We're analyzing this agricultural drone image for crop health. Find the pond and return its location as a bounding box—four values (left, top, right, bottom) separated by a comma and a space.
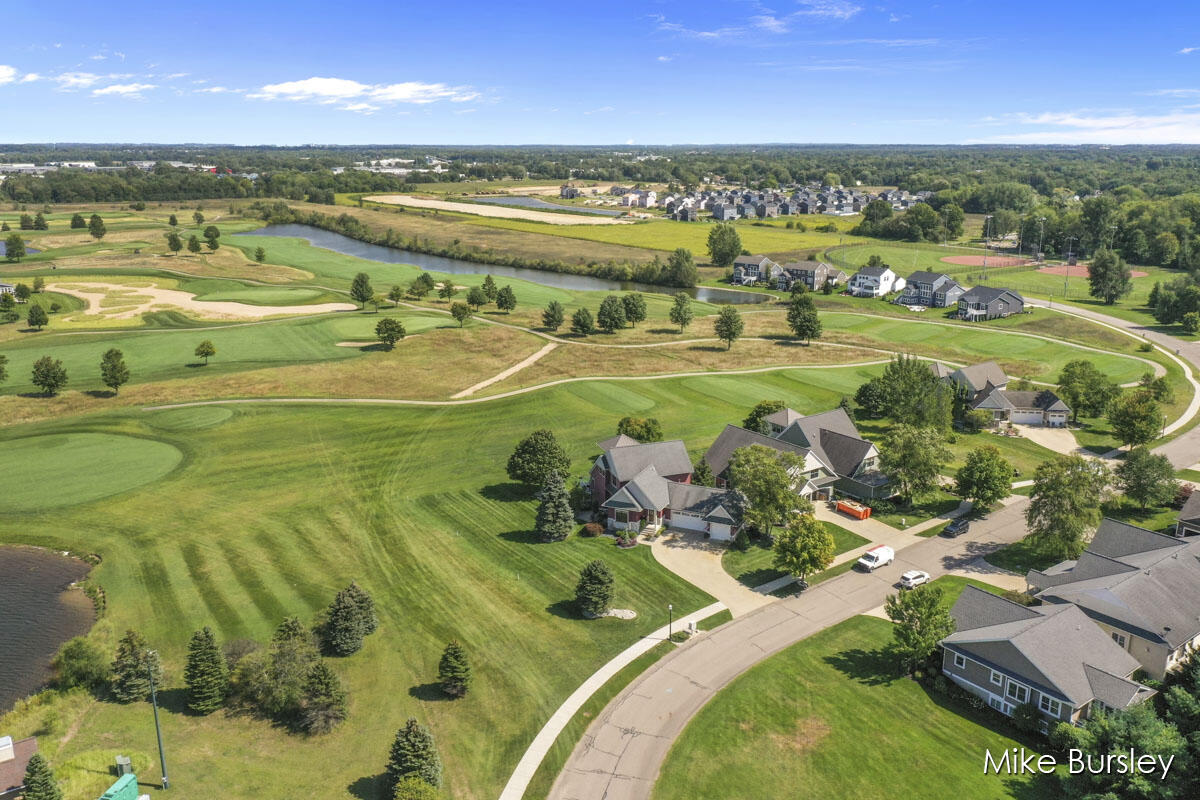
254, 224, 769, 305
0, 240, 41, 257
469, 195, 623, 216
0, 547, 94, 711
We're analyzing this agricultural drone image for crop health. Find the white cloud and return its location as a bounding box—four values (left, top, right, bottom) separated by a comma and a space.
752, 14, 790, 33
583, 105, 615, 115
163, 72, 188, 80
0, 65, 16, 84
53, 72, 103, 89
657, 55, 673, 62
1180, 47, 1198, 54
796, 0, 862, 20
92, 82, 156, 97
341, 102, 379, 114
195, 85, 243, 94
20, 72, 41, 83
973, 109, 1200, 144
248, 76, 478, 108
89, 54, 107, 61
1144, 88, 1200, 97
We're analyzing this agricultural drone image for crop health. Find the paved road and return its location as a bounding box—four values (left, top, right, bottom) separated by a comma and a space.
1032, 300, 1200, 469
549, 499, 1031, 800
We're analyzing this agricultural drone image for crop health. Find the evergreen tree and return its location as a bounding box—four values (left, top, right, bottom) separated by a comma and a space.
71, 212, 87, 229
669, 291, 694, 332
323, 583, 376, 656
184, 626, 229, 714
387, 718, 443, 789
692, 457, 715, 487
99, 348, 130, 394
507, 429, 570, 486
786, 295, 822, 343
437, 640, 472, 698
111, 629, 162, 702
350, 272, 374, 308
33, 212, 47, 230
575, 560, 614, 617
254, 246, 267, 263
570, 306, 595, 335
299, 661, 348, 734
482, 274, 498, 301
496, 285, 517, 313
542, 300, 565, 331
535, 470, 574, 542
22, 753, 63, 800
345, 581, 378, 636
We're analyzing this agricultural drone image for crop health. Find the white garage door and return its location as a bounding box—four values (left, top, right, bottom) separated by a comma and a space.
708, 524, 733, 541
1012, 411, 1044, 425
672, 512, 707, 532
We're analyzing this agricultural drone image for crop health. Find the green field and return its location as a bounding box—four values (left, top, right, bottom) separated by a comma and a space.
652, 578, 1053, 800
721, 523, 869, 587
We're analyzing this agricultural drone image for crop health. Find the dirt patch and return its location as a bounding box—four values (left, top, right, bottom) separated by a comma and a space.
364, 194, 633, 225
940, 255, 1034, 267
768, 717, 832, 753
1037, 263, 1148, 278
49, 281, 355, 321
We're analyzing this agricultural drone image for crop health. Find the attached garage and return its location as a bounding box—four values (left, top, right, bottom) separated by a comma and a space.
1011, 409, 1045, 425
670, 511, 708, 533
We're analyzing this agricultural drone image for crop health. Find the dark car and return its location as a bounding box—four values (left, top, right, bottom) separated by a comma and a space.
942, 518, 971, 538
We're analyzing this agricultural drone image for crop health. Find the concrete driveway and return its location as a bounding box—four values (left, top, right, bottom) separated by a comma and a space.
1011, 423, 1081, 457
648, 531, 774, 618
550, 497, 1031, 800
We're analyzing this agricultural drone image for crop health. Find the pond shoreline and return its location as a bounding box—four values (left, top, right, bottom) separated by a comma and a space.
0, 545, 96, 713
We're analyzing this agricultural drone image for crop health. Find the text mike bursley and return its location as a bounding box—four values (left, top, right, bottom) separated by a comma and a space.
984, 747, 1175, 780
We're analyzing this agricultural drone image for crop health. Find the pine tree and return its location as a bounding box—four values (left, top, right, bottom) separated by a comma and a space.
111, 629, 162, 702
535, 470, 574, 542
387, 718, 443, 789
22, 753, 63, 800
299, 661, 348, 734
184, 626, 229, 714
692, 457, 715, 487
481, 274, 498, 301
542, 300, 565, 331
346, 582, 378, 636
437, 640, 472, 698
323, 585, 370, 656
575, 560, 614, 617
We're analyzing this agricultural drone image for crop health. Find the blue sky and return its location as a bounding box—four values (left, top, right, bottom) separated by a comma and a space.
3, 0, 1200, 145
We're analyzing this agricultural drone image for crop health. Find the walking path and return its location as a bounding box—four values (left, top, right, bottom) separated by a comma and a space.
496, 601, 726, 800
450, 342, 557, 398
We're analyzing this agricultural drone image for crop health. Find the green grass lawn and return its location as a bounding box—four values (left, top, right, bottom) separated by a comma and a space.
983, 536, 1058, 575
868, 489, 963, 529
652, 578, 1055, 800
721, 523, 869, 587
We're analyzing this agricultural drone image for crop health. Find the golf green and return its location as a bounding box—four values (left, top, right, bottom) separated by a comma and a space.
0, 433, 183, 511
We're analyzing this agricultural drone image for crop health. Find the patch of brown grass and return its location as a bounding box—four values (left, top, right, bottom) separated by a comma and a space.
767, 717, 831, 754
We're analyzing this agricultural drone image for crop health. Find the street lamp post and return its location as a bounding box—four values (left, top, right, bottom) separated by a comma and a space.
668, 603, 674, 640
148, 652, 169, 790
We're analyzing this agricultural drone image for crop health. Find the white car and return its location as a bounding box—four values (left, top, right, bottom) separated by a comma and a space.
900, 570, 931, 589
856, 545, 895, 572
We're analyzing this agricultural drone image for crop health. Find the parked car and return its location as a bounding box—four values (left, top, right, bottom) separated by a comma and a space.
900, 570, 930, 589
856, 545, 895, 572
942, 518, 971, 538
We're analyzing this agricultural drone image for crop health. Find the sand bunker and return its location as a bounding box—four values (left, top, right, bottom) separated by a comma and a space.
364, 194, 632, 225
49, 282, 355, 321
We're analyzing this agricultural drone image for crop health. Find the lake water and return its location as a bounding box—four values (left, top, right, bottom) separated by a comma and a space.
469, 195, 623, 216
0, 547, 94, 712
254, 224, 768, 305
0, 241, 41, 256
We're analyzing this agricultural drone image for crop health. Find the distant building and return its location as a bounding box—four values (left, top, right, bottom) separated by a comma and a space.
560, 185, 581, 199
957, 287, 1025, 321
776, 261, 847, 292
847, 265, 901, 297
898, 271, 965, 308
731, 254, 779, 285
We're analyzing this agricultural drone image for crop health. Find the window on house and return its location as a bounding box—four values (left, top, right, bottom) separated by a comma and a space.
810, 469, 820, 479
1112, 632, 1127, 648
952, 653, 966, 669
1039, 696, 1062, 717
1006, 682, 1029, 704
990, 670, 1003, 686
616, 510, 629, 523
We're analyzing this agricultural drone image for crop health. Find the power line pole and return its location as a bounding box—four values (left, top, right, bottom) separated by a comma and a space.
148, 652, 169, 790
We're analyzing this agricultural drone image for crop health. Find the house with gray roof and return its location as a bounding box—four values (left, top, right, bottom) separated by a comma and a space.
941, 587, 1154, 725
731, 254, 780, 285
897, 271, 965, 308
703, 424, 839, 500
1178, 491, 1200, 537
1028, 519, 1200, 679
847, 265, 902, 297
944, 361, 1009, 396
768, 408, 890, 500
774, 261, 847, 293
0, 283, 14, 295
958, 287, 1025, 320
971, 387, 1070, 427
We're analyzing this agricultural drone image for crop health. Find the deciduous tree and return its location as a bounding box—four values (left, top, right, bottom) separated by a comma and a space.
4, 232, 25, 262
692, 457, 715, 487
165, 231, 183, 254
597, 294, 627, 332
409, 273, 435, 298
1108, 390, 1162, 448
449, 301, 471, 327
376, 317, 406, 350
437, 280, 458, 300
1088, 248, 1133, 305
879, 424, 952, 506
1116, 447, 1177, 510
1025, 454, 1109, 560
466, 286, 487, 310
254, 246, 267, 263
88, 214, 106, 240
773, 514, 835, 585
194, 339, 216, 365
713, 305, 744, 349
617, 416, 662, 442
27, 304, 48, 330
885, 584, 955, 673
72, 212, 88, 228
542, 300, 565, 331
506, 429, 570, 487
99, 348, 130, 393
51, 636, 109, 691
622, 293, 647, 326
187, 235, 202, 254
669, 291, 694, 332
954, 445, 1012, 508
706, 222, 742, 269
496, 285, 517, 313
482, 274, 498, 301
665, 248, 698, 286
570, 306, 595, 335
1057, 360, 1120, 422
743, 400, 785, 435
786, 295, 822, 343
728, 444, 803, 539
31, 355, 67, 395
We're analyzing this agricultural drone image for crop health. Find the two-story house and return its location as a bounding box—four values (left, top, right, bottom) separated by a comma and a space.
847, 265, 902, 297
899, 271, 966, 308
1028, 520, 1200, 679
958, 287, 1025, 321
941, 587, 1154, 726
767, 407, 890, 500
774, 261, 848, 293
731, 254, 780, 285
703, 425, 839, 500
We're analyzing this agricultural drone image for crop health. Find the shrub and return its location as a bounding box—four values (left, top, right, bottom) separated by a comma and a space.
932, 674, 950, 694
581, 522, 604, 537
1173, 483, 1194, 510
1011, 701, 1044, 735
1138, 341, 1155, 352
1001, 589, 1036, 606
52, 637, 110, 691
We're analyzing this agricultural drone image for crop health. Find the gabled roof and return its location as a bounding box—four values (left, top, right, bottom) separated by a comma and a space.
972, 388, 1069, 413
1084, 664, 1157, 710
702, 424, 815, 479
597, 434, 639, 451
599, 440, 693, 483
774, 408, 876, 479
906, 270, 952, 286
1181, 490, 1200, 525
667, 482, 738, 524
943, 587, 1147, 708
853, 265, 890, 278
960, 286, 1024, 304
1031, 519, 1200, 648
764, 407, 803, 429
949, 361, 1008, 393
928, 362, 954, 380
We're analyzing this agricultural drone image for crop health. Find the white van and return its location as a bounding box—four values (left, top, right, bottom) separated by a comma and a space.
856, 545, 895, 572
